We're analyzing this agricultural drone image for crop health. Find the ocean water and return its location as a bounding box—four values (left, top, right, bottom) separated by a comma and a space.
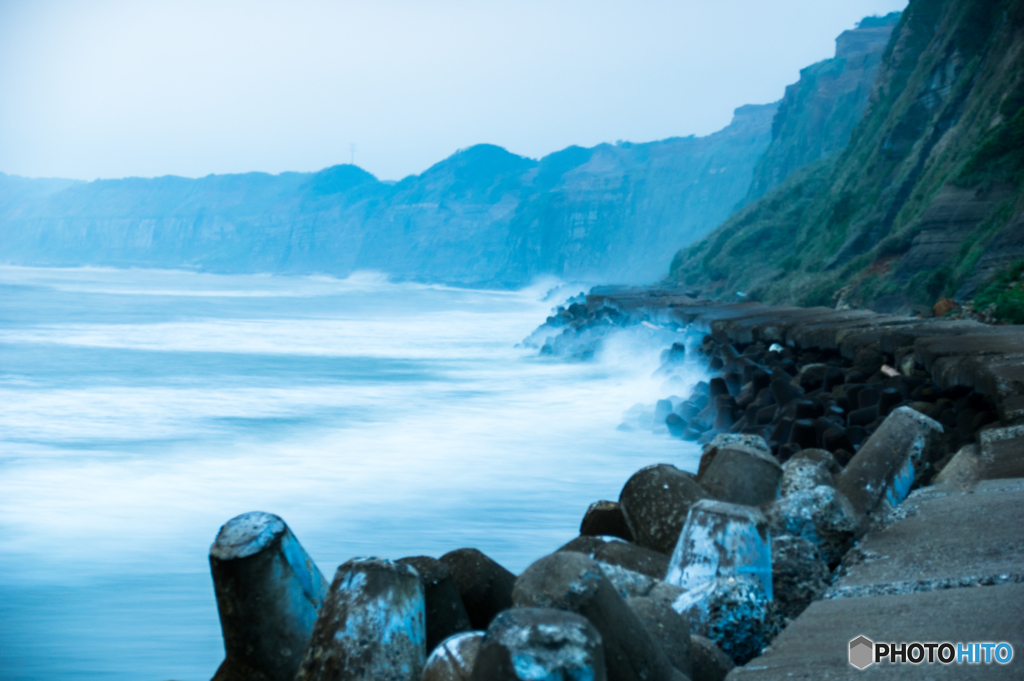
0, 266, 704, 681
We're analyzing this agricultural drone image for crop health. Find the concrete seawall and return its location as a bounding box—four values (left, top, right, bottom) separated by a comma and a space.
579, 287, 1024, 679
585, 288, 1024, 425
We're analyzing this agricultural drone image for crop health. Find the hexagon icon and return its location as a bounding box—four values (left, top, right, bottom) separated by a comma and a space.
849, 636, 874, 669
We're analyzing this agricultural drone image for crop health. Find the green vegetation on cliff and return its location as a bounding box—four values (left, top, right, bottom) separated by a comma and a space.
669, 0, 1024, 316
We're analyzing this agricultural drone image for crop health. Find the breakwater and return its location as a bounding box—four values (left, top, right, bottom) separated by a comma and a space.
199, 288, 1024, 681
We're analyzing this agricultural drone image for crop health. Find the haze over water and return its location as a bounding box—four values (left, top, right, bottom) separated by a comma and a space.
0, 266, 703, 680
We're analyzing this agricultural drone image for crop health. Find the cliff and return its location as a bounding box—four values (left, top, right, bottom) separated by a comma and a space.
0, 105, 777, 287
501, 103, 778, 284
670, 0, 1024, 317
744, 13, 900, 202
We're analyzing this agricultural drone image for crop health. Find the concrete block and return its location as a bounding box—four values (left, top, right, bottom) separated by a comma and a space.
421, 631, 483, 681
469, 608, 605, 681
513, 551, 677, 681
667, 576, 783, 665
698, 446, 782, 508
557, 535, 670, 579
914, 332, 1024, 372
439, 548, 516, 631
780, 458, 835, 496
837, 406, 943, 519
765, 485, 858, 567
690, 635, 734, 681
625, 595, 693, 678
790, 448, 841, 475
666, 500, 772, 600
703, 433, 773, 457
209, 511, 328, 681
979, 426, 1024, 480
771, 535, 829, 619
594, 561, 659, 600
295, 557, 425, 681
580, 500, 634, 541
932, 444, 981, 488
619, 464, 710, 555
396, 556, 472, 653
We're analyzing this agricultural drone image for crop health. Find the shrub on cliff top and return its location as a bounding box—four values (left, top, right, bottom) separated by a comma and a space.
974, 260, 1024, 324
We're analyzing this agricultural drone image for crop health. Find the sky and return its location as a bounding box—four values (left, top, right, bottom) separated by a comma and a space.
0, 0, 907, 182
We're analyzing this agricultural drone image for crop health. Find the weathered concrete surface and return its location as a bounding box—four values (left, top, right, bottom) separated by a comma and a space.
827, 479, 1024, 598
557, 535, 670, 580
396, 556, 472, 653
512, 551, 677, 681
690, 635, 734, 681
780, 457, 835, 495
697, 446, 782, 508
626, 595, 694, 678
209, 512, 329, 681
978, 426, 1024, 480
974, 356, 1024, 423
666, 500, 772, 600
439, 548, 516, 631
469, 608, 606, 681
915, 333, 1024, 371
765, 485, 858, 567
580, 500, 634, 541
727, 583, 1024, 679
294, 557, 426, 681
771, 535, 830, 619
421, 631, 483, 681
836, 407, 943, 520
931, 444, 981, 487
669, 576, 783, 665
707, 307, 840, 345
619, 464, 710, 555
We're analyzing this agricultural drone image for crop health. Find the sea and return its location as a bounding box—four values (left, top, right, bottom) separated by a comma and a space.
0, 266, 704, 680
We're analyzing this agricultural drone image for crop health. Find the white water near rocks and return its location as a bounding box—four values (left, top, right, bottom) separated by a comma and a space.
0, 266, 703, 681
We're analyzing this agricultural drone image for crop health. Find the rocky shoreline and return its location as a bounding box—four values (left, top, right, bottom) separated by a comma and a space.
201, 288, 1024, 681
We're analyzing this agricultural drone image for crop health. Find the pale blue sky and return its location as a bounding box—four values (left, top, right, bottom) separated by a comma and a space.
0, 0, 907, 181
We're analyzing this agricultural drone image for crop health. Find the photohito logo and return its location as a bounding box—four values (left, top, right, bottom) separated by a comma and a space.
849, 636, 873, 670
849, 636, 1014, 669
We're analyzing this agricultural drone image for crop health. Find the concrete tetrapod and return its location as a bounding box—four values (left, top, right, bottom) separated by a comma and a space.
209, 511, 329, 681
469, 608, 606, 681
667, 576, 782, 665
837, 406, 943, 520
439, 548, 516, 631
625, 595, 694, 678
580, 500, 634, 541
665, 499, 772, 600
697, 446, 782, 508
294, 557, 426, 681
619, 464, 709, 555
689, 635, 734, 681
557, 535, 670, 579
512, 551, 678, 681
396, 556, 472, 653
765, 485, 858, 567
421, 631, 484, 681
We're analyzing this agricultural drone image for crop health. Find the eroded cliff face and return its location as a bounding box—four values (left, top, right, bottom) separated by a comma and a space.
671, 0, 1024, 313
500, 103, 778, 284
744, 14, 900, 202
0, 166, 387, 274
0, 103, 777, 286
